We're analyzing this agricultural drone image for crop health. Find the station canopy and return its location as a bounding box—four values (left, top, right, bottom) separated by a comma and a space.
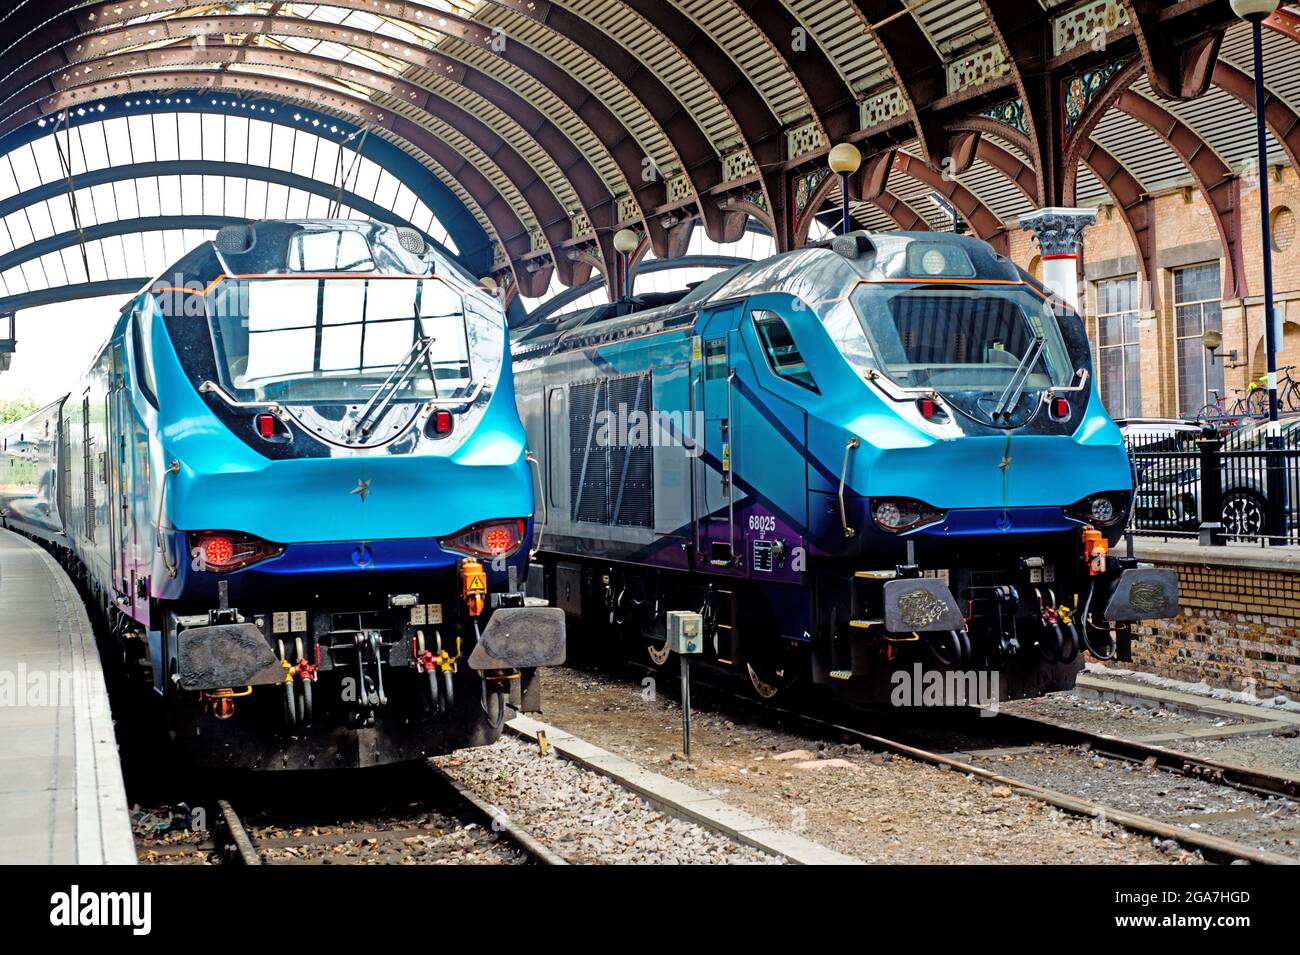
0, 1, 1296, 324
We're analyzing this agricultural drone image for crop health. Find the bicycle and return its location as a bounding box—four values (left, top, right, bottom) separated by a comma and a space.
1196, 386, 1260, 422
1214, 367, 1300, 417
1276, 365, 1300, 413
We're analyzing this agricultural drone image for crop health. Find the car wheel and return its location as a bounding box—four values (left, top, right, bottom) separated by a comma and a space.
1222, 491, 1265, 538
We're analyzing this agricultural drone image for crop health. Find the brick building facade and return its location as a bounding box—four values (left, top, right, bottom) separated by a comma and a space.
1007, 165, 1300, 420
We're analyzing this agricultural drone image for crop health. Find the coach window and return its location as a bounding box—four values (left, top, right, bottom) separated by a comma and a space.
751, 309, 817, 391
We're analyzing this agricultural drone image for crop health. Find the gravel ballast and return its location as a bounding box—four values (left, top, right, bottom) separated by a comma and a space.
534, 665, 1196, 864
433, 735, 782, 864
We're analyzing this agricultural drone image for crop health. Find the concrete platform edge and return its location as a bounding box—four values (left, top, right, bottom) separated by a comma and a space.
506, 713, 861, 865
26, 537, 135, 865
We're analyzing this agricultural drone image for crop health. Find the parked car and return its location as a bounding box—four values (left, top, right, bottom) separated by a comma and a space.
1126, 415, 1300, 538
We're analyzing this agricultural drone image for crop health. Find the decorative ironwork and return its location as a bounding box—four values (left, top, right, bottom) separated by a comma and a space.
722, 150, 756, 181
1063, 58, 1131, 135
1018, 207, 1097, 257
793, 166, 831, 221
862, 88, 905, 128
946, 44, 1009, 94
616, 195, 640, 223
785, 121, 825, 161
1052, 0, 1129, 56
736, 188, 768, 213
981, 98, 1026, 135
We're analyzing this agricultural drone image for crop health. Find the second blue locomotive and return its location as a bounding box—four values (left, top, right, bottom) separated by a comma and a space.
513, 231, 1177, 704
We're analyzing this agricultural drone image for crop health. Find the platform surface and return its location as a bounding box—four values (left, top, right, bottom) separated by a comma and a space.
0, 528, 134, 864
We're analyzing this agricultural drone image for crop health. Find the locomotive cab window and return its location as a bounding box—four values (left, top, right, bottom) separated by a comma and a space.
848, 282, 1073, 393
751, 309, 816, 391
206, 276, 476, 404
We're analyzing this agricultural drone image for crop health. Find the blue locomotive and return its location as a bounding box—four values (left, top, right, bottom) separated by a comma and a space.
513, 232, 1177, 705
0, 220, 563, 769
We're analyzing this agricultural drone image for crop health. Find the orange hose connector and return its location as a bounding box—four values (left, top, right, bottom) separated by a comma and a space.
1082, 526, 1108, 576
460, 557, 487, 617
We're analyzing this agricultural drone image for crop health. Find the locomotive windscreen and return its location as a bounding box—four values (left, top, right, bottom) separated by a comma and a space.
849, 283, 1073, 392
205, 276, 475, 403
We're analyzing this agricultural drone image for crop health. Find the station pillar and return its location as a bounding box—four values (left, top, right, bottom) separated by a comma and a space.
1018, 208, 1096, 314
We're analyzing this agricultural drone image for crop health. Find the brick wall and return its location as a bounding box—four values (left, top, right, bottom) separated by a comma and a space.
1116, 543, 1300, 698
1011, 165, 1300, 418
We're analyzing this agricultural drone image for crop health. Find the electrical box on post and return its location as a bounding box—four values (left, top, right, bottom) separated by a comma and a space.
666, 611, 703, 655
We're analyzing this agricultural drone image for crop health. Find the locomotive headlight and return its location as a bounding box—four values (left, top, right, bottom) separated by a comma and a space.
440, 519, 526, 558
920, 248, 947, 276
871, 497, 944, 534
1065, 493, 1127, 527
1089, 496, 1116, 524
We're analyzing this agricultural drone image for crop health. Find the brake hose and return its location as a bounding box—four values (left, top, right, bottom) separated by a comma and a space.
1079, 579, 1115, 660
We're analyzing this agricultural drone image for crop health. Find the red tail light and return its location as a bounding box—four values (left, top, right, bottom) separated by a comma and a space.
433, 409, 454, 434
189, 530, 284, 572
1051, 397, 1069, 419
439, 519, 526, 558
255, 414, 277, 439
918, 397, 936, 419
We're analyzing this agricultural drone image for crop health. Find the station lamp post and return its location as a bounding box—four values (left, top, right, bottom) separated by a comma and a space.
1232, 0, 1286, 542
1233, 0, 1282, 429
613, 227, 639, 301
828, 143, 861, 235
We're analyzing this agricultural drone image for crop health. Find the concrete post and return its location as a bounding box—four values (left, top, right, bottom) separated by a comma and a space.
1018, 207, 1097, 313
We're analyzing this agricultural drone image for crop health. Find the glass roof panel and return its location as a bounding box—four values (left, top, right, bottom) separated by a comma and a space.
26, 202, 55, 242
153, 114, 180, 162
0, 157, 20, 203
177, 114, 204, 161
128, 115, 156, 163
9, 146, 41, 192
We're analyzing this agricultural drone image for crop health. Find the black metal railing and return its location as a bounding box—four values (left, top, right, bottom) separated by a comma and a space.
1126, 423, 1300, 546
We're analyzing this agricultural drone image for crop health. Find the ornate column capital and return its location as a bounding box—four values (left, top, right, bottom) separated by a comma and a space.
1018, 207, 1097, 257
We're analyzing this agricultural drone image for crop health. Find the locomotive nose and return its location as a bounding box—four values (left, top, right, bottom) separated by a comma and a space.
170, 450, 533, 545
858, 432, 1132, 515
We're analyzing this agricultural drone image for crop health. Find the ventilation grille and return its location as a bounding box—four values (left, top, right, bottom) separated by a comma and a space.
214, 224, 256, 256
568, 373, 655, 528
395, 226, 427, 255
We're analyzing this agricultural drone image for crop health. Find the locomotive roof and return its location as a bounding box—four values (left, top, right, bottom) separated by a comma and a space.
141, 219, 469, 297
511, 231, 1036, 360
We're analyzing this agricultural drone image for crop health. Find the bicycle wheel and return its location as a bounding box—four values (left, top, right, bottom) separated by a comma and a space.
1194, 403, 1219, 422
1286, 382, 1300, 413
1246, 387, 1268, 416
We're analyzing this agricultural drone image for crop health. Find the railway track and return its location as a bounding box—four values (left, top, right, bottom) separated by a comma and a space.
136, 731, 781, 865
607, 658, 1300, 865
209, 763, 565, 865
972, 709, 1300, 801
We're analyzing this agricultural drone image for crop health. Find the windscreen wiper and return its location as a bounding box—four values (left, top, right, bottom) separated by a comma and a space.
347, 335, 437, 442
991, 334, 1044, 422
